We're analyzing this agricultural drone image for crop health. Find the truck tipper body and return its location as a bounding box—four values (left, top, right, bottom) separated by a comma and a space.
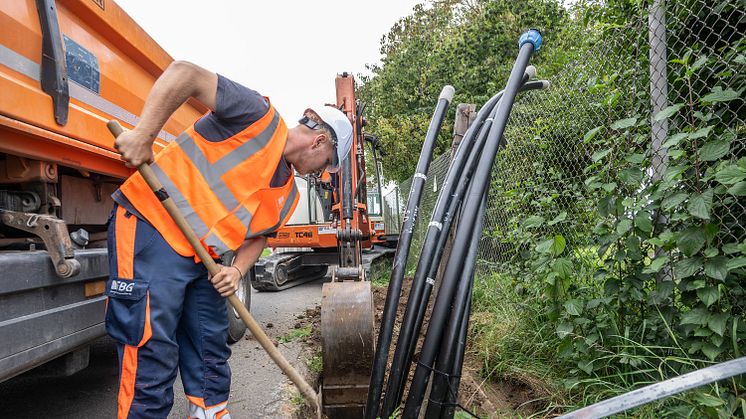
0, 0, 206, 382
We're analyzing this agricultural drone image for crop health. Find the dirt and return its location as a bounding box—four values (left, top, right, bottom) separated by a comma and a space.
293, 306, 323, 419
297, 278, 548, 418
371, 279, 548, 417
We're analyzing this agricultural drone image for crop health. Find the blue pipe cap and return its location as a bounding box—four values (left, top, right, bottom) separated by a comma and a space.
519, 29, 542, 52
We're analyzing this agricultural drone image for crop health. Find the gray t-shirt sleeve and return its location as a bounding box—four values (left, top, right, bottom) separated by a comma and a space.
193, 74, 270, 141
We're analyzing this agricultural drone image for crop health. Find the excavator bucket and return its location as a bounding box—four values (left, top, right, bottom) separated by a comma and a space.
321, 280, 375, 418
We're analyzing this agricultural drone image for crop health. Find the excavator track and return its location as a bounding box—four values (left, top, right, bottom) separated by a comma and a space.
251, 247, 395, 292
251, 251, 330, 291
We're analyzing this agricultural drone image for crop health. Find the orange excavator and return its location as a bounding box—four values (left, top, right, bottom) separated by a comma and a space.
250, 74, 396, 292
249, 73, 393, 417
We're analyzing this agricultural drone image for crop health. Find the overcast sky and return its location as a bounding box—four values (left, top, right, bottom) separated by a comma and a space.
117, 0, 423, 120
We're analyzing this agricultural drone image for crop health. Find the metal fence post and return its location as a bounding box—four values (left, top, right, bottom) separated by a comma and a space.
648, 0, 671, 282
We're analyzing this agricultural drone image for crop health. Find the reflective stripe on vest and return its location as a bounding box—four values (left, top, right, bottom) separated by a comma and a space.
119, 102, 299, 257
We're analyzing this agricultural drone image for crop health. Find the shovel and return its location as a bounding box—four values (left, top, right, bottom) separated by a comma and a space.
107, 120, 320, 413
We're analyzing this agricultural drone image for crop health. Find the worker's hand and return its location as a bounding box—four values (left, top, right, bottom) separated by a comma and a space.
209, 264, 242, 297
113, 128, 154, 168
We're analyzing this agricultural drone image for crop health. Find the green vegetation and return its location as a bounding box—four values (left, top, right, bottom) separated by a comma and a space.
369, 255, 394, 286
278, 326, 312, 344
364, 0, 745, 416
306, 353, 323, 375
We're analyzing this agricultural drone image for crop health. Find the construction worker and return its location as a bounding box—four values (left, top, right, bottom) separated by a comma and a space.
107, 60, 352, 419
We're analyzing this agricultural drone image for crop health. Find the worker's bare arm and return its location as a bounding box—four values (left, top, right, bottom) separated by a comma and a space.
210, 237, 267, 297
232, 236, 268, 275
114, 61, 218, 167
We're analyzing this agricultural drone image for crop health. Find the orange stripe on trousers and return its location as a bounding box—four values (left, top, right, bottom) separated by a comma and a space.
118, 345, 138, 419
115, 206, 136, 279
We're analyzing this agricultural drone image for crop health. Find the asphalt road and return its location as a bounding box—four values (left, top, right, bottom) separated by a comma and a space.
0, 280, 324, 419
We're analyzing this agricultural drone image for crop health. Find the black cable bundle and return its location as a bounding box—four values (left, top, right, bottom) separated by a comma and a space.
367, 30, 547, 419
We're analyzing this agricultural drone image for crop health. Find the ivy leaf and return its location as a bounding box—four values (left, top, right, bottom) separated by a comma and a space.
523, 216, 545, 228
699, 140, 730, 161
634, 212, 653, 233
537, 235, 566, 256
662, 133, 688, 148
697, 286, 719, 307
692, 392, 725, 407
708, 313, 729, 337
616, 219, 632, 235
577, 359, 594, 375
704, 223, 719, 244
625, 153, 646, 164
583, 126, 602, 143
556, 322, 573, 338
548, 212, 567, 226
654, 104, 684, 121
685, 279, 706, 291
643, 256, 669, 274
662, 192, 688, 211
701, 86, 740, 104
564, 299, 583, 316
704, 256, 728, 281
677, 226, 706, 257
701, 343, 725, 361
722, 243, 740, 254
664, 164, 688, 182
727, 256, 746, 270
726, 181, 746, 196
611, 117, 637, 130
601, 182, 617, 192
552, 258, 573, 278
680, 307, 710, 326
618, 168, 643, 186
674, 257, 703, 278
715, 165, 745, 185
687, 189, 713, 220
688, 126, 713, 140
690, 55, 708, 71
551, 235, 567, 256
592, 148, 612, 162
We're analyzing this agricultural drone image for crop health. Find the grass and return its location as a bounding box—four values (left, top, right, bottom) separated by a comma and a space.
369, 255, 393, 286
470, 269, 746, 418
470, 271, 566, 416
277, 326, 311, 344
306, 353, 322, 375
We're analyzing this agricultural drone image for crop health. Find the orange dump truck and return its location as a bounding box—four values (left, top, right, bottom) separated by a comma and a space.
0, 0, 223, 382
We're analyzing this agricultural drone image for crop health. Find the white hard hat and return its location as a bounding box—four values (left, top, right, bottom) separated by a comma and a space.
302, 105, 353, 173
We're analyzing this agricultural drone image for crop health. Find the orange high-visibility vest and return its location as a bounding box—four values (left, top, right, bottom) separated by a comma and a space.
119, 102, 299, 257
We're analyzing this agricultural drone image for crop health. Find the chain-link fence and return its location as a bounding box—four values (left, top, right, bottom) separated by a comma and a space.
394, 0, 744, 281
380, 0, 744, 411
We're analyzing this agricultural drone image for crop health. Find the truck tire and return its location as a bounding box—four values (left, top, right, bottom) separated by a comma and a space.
222, 253, 251, 344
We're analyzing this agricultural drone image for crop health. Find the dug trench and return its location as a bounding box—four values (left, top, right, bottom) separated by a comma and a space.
294, 278, 549, 418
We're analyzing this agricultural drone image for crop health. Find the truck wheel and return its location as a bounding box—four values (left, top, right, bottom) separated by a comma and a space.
222, 253, 251, 344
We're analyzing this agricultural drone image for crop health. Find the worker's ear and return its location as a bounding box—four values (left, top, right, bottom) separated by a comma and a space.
312, 133, 327, 149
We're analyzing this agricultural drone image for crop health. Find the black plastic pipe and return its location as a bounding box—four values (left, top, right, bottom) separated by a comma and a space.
402, 30, 542, 418
427, 191, 487, 418
441, 289, 472, 419
365, 85, 454, 419
380, 91, 501, 418
406, 79, 547, 362
383, 78, 547, 416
